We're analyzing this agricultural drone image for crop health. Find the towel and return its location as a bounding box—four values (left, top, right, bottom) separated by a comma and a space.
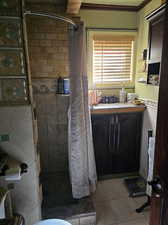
146, 137, 155, 196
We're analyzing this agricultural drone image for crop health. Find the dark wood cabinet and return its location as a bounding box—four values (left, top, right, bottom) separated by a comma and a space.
92, 115, 110, 176
91, 112, 143, 177
148, 15, 164, 64
147, 5, 165, 85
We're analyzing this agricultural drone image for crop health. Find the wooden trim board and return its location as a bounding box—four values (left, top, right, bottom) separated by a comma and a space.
81, 0, 152, 12
81, 3, 138, 11
91, 106, 146, 114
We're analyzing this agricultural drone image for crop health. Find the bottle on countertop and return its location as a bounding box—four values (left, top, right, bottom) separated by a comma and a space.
119, 87, 127, 103
63, 78, 70, 94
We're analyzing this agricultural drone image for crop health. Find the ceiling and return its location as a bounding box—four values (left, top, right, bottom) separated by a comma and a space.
82, 0, 144, 6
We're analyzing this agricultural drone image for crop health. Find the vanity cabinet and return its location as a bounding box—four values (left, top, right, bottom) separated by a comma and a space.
91, 112, 143, 177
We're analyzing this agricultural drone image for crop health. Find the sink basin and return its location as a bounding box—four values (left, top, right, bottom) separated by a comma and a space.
92, 103, 139, 110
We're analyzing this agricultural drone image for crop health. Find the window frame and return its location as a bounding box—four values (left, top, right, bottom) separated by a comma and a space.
87, 30, 137, 90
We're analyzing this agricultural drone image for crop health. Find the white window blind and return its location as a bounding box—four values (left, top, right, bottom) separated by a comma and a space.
93, 36, 134, 84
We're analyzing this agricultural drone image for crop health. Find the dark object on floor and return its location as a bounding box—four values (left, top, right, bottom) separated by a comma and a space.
136, 195, 150, 213
124, 176, 146, 197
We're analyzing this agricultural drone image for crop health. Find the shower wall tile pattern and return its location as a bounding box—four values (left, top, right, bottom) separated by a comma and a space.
0, 78, 28, 102
27, 15, 70, 78
0, 50, 25, 76
0, 0, 20, 16
0, 0, 29, 105
0, 20, 22, 47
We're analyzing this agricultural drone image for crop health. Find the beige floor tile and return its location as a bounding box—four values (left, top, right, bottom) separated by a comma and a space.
93, 179, 150, 225
143, 210, 150, 224
93, 179, 129, 204
94, 204, 105, 225
117, 217, 148, 225
133, 196, 149, 207
132, 196, 150, 223
107, 198, 145, 224
67, 218, 80, 225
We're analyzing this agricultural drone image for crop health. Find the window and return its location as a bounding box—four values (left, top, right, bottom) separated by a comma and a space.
87, 31, 136, 89
93, 35, 135, 84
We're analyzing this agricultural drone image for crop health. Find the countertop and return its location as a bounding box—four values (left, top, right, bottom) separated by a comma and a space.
90, 103, 146, 114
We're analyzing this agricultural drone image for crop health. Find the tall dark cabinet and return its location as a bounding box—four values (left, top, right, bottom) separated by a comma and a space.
91, 112, 143, 177
146, 4, 165, 85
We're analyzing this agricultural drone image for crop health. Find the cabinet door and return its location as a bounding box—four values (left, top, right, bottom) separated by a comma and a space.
112, 112, 142, 174
108, 114, 117, 173
91, 114, 112, 176
149, 15, 164, 63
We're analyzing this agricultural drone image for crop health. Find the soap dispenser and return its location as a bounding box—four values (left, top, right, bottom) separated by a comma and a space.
119, 87, 127, 103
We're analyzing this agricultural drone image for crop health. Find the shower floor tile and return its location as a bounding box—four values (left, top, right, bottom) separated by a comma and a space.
41, 172, 96, 221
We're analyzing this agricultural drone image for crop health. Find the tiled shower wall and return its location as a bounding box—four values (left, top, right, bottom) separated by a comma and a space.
32, 79, 69, 173
27, 13, 69, 77
27, 4, 76, 173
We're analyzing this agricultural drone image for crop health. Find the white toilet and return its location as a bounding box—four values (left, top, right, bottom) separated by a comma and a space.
33, 219, 72, 225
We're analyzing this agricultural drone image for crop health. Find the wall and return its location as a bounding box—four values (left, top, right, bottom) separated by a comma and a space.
80, 3, 162, 179
0, 106, 41, 225
135, 0, 163, 178
79, 9, 137, 96
79, 10, 137, 29
0, 2, 42, 225
135, 0, 162, 101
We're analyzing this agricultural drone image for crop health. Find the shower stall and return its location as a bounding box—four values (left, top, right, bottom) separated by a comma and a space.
22, 0, 97, 221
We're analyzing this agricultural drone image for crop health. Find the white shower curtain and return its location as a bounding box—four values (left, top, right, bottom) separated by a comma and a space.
68, 23, 97, 199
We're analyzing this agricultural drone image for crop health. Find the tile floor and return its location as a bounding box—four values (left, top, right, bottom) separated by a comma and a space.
92, 178, 150, 225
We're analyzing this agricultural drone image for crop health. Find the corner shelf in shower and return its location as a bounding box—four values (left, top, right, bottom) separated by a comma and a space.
56, 93, 70, 96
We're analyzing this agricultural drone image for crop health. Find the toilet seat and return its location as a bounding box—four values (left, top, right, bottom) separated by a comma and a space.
33, 219, 72, 225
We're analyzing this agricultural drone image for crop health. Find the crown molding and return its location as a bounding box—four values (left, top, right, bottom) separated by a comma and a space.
81, 3, 138, 11
137, 0, 152, 10
81, 0, 152, 12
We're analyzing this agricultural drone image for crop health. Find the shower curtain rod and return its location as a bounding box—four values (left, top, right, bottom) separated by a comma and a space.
23, 10, 78, 30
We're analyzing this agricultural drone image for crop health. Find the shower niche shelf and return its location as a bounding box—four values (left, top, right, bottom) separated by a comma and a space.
56, 93, 70, 96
